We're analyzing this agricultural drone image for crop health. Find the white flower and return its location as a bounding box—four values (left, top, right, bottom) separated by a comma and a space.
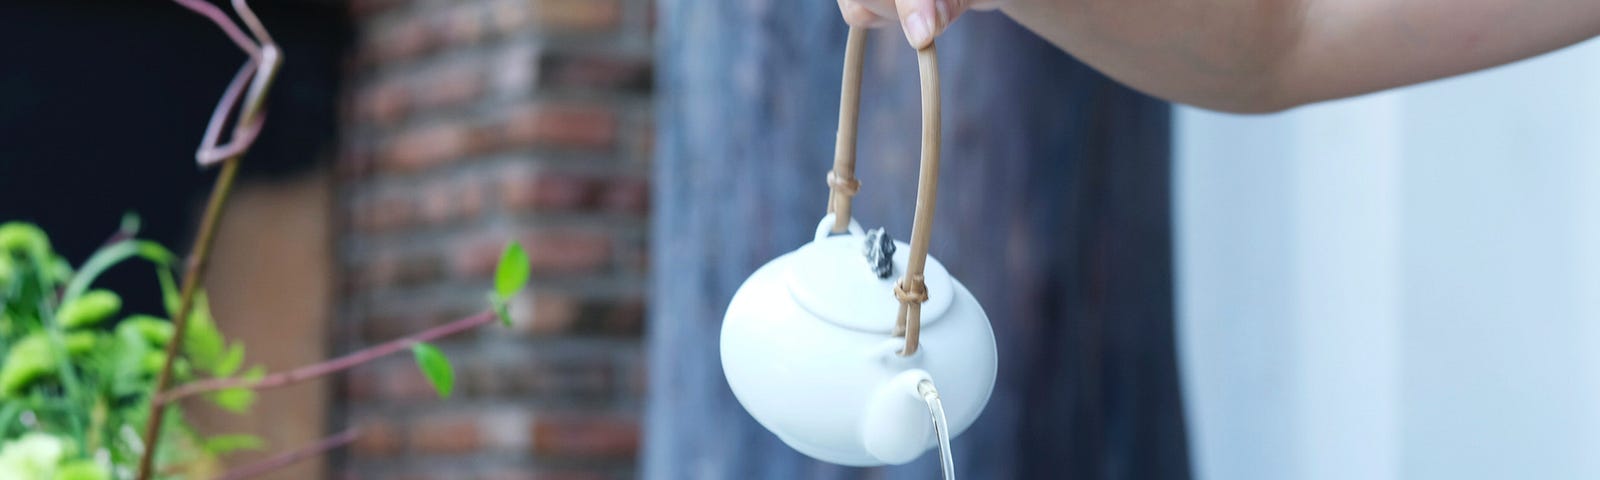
0, 432, 67, 479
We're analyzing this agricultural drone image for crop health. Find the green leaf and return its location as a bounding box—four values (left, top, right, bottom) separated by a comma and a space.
410, 342, 454, 398
211, 366, 264, 413
0, 222, 50, 259
120, 211, 142, 237
212, 343, 246, 377
0, 402, 21, 438
110, 325, 153, 396
212, 387, 255, 413
56, 290, 122, 328
0, 334, 56, 397
494, 241, 530, 300
0, 254, 14, 293
55, 459, 110, 480
202, 433, 265, 455
118, 315, 175, 346
61, 239, 175, 304
183, 292, 226, 370
157, 268, 180, 316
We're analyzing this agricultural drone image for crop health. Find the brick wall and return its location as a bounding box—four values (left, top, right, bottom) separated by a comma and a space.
335, 0, 651, 478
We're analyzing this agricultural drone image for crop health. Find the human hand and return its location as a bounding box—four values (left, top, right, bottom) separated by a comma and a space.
837, 0, 1008, 48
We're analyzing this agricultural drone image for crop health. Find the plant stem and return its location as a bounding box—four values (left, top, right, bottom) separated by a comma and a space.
136, 2, 279, 478
157, 310, 498, 404
38, 296, 89, 453
212, 427, 360, 480
134, 156, 242, 480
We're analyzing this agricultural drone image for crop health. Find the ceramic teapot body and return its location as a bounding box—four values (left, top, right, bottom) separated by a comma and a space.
720, 215, 998, 466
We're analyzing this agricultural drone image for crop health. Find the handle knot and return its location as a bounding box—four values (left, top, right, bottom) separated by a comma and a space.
827, 170, 862, 197
893, 274, 929, 304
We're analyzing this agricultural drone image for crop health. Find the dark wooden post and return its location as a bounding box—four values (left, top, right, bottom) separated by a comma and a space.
648, 2, 1191, 478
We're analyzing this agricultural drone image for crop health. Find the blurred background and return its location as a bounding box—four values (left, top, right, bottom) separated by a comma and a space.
0, 0, 1596, 479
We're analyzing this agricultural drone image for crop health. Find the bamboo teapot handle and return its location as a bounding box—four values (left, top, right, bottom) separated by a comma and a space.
824, 27, 941, 356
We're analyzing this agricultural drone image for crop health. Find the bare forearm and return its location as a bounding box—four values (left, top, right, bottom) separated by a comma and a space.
1002, 0, 1600, 112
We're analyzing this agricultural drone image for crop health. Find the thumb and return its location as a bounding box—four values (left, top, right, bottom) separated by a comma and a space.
894, 0, 966, 49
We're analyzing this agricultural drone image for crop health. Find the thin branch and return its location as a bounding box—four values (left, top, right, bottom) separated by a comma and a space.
134, 158, 242, 480
212, 427, 360, 480
195, 62, 261, 165
231, 0, 276, 48
138, 0, 280, 477
170, 0, 261, 57
158, 311, 499, 404
182, 0, 283, 167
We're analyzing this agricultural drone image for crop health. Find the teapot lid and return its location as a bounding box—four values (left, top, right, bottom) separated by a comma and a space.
783, 215, 954, 333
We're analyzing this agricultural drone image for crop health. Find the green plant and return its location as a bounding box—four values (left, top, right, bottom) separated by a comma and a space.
0, 219, 242, 478
3, 1, 532, 478
0, 220, 529, 479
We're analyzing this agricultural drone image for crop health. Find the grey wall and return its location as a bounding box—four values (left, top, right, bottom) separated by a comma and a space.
1177, 37, 1600, 480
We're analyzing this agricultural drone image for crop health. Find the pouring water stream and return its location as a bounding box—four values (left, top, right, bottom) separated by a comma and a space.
918, 380, 956, 480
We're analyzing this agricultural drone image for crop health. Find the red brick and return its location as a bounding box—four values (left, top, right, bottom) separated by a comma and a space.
352, 251, 442, 292
457, 181, 487, 219
397, 255, 444, 286
601, 297, 644, 336
339, 143, 377, 179
646, 0, 658, 33
497, 105, 617, 150
523, 230, 613, 274
451, 236, 513, 279
538, 53, 651, 91
359, 81, 410, 126
479, 470, 609, 480
351, 417, 404, 457
436, 5, 487, 47
625, 240, 648, 273
453, 230, 612, 278
368, 18, 436, 64
531, 414, 638, 459
483, 409, 535, 451
461, 360, 508, 397
360, 312, 422, 342
597, 176, 648, 215
503, 353, 613, 399
632, 119, 654, 166
382, 124, 483, 171
340, 0, 652, 477
410, 415, 482, 454
349, 0, 404, 17
509, 291, 579, 335
628, 354, 647, 400
351, 195, 416, 233
417, 182, 454, 224
419, 179, 485, 225
489, 0, 533, 35
414, 65, 485, 110
349, 254, 397, 291
534, 0, 622, 31
383, 362, 448, 400
499, 169, 600, 212
344, 372, 379, 402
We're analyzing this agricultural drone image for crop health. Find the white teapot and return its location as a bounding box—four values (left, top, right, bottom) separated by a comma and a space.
720, 214, 998, 466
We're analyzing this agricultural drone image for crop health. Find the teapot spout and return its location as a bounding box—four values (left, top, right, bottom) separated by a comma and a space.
860, 369, 935, 465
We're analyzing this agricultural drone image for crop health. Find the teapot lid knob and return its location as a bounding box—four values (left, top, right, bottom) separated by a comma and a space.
784, 216, 955, 333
